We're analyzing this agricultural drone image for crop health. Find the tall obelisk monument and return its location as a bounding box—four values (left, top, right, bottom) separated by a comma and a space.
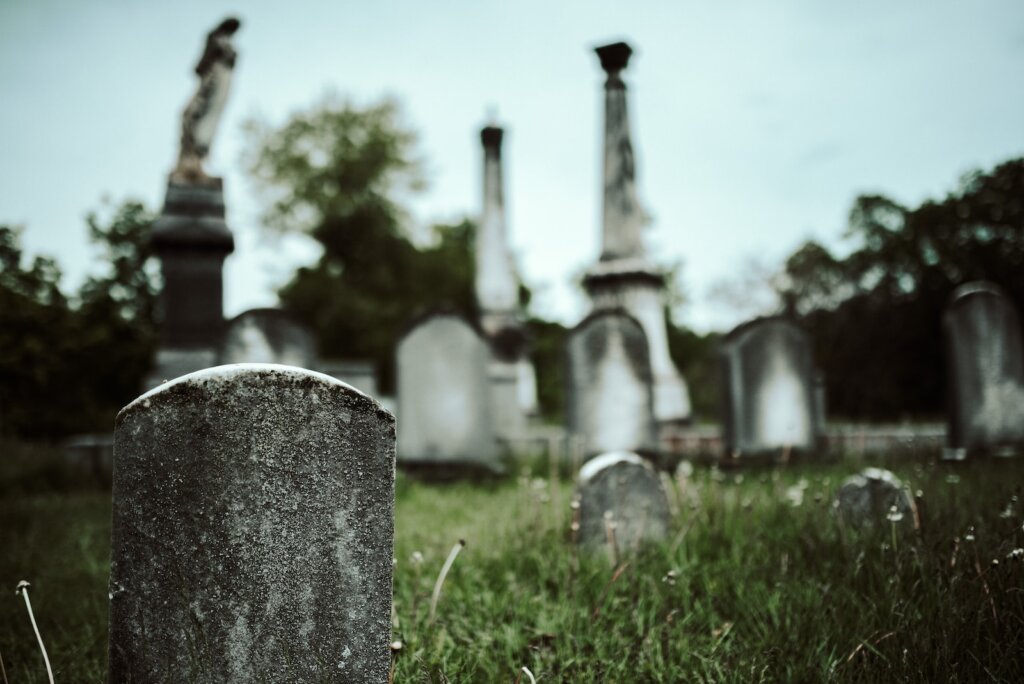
583, 41, 692, 425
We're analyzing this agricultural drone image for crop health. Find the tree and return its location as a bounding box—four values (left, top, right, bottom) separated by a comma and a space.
0, 200, 157, 439
244, 96, 476, 392
779, 157, 1024, 420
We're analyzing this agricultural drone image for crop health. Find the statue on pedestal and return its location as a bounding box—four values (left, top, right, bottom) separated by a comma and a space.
171, 17, 242, 184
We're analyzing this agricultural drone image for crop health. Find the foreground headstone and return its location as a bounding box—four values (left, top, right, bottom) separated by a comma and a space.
566, 309, 658, 458
396, 313, 499, 471
577, 451, 670, 550
109, 364, 395, 683
835, 467, 916, 529
219, 308, 317, 368
944, 281, 1024, 458
721, 317, 819, 456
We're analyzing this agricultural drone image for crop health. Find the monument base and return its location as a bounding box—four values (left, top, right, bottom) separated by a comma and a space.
583, 258, 692, 424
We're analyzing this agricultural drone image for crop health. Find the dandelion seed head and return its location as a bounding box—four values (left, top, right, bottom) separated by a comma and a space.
886, 505, 904, 523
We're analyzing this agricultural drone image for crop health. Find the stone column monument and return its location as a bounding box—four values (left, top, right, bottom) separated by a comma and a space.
475, 124, 538, 435
583, 42, 692, 427
476, 125, 521, 337
146, 18, 241, 388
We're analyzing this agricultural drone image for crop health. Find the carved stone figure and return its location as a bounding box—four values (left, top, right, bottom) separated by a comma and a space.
172, 17, 241, 183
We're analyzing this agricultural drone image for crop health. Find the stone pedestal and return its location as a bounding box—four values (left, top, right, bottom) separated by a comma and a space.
146, 179, 234, 389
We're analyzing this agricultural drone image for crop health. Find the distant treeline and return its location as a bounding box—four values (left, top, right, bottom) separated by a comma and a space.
2, 94, 1021, 438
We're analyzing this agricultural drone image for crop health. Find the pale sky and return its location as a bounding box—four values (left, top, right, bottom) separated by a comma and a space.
2, 0, 1023, 332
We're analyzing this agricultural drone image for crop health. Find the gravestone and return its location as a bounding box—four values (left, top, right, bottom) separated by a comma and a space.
219, 308, 317, 368
109, 364, 395, 682
576, 451, 670, 550
721, 317, 819, 455
835, 467, 916, 529
944, 281, 1024, 458
566, 309, 658, 459
396, 313, 499, 471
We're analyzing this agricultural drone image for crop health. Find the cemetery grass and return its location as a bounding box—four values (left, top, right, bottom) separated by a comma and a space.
1, 444, 1024, 682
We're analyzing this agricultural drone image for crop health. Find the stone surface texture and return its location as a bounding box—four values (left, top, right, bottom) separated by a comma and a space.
577, 451, 670, 549
835, 467, 916, 528
721, 317, 819, 455
109, 364, 396, 683
567, 310, 658, 458
396, 314, 499, 469
944, 281, 1024, 454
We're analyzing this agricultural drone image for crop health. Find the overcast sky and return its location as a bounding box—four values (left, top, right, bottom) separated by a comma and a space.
2, 0, 1023, 332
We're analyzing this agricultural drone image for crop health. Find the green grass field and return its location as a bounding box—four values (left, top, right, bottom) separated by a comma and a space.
2, 444, 1023, 682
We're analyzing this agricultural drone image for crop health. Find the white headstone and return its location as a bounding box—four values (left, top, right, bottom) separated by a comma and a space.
396, 314, 499, 470
567, 310, 658, 458
721, 318, 819, 455
944, 281, 1024, 457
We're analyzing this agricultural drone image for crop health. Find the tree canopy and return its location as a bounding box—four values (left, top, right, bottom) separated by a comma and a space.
779, 157, 1024, 420
244, 96, 477, 393
0, 201, 156, 438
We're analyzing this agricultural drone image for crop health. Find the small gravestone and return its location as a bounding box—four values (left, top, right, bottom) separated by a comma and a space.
219, 308, 317, 368
566, 310, 658, 458
721, 317, 819, 455
944, 282, 1024, 458
109, 364, 395, 683
576, 451, 670, 550
835, 467, 916, 529
396, 313, 499, 471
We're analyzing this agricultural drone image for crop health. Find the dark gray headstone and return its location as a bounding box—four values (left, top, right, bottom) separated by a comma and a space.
219, 308, 317, 368
944, 281, 1024, 457
721, 318, 819, 455
835, 467, 915, 529
566, 310, 658, 458
396, 314, 498, 470
109, 364, 395, 683
576, 451, 670, 550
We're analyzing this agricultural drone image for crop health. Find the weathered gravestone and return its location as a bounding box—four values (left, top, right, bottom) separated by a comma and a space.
944, 281, 1024, 459
576, 451, 670, 550
835, 467, 917, 529
721, 317, 819, 456
109, 364, 395, 683
396, 313, 499, 471
566, 309, 658, 459
219, 308, 317, 368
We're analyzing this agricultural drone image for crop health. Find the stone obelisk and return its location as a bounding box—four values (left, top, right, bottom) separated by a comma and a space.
476, 125, 521, 337
583, 41, 692, 425
475, 124, 539, 436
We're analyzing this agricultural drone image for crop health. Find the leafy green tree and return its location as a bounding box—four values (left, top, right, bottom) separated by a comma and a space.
244, 96, 477, 392
74, 200, 159, 427
0, 199, 157, 439
780, 157, 1024, 420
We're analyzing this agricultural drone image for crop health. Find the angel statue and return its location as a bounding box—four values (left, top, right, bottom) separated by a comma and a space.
171, 17, 242, 183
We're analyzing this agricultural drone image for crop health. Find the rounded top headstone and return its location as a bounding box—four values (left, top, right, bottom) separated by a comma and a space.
119, 363, 391, 425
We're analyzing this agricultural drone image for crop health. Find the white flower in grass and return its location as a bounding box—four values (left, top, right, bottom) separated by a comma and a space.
886, 505, 904, 523
1006, 548, 1024, 561
785, 485, 805, 507
964, 526, 975, 542
410, 551, 424, 566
